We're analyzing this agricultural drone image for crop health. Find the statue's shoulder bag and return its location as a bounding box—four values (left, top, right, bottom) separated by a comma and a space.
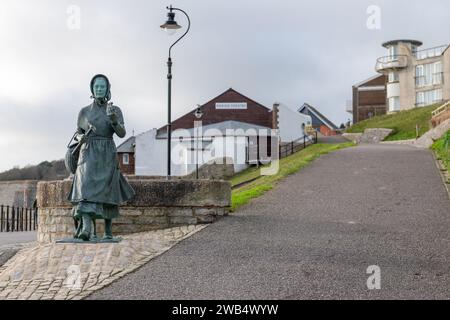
65, 126, 93, 174
65, 131, 80, 174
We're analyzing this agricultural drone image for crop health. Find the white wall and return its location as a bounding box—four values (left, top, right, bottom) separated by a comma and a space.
277, 103, 312, 142
185, 135, 248, 174
135, 129, 166, 176
135, 129, 253, 176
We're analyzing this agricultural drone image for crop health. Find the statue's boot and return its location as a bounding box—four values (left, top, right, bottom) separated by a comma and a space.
74, 217, 82, 238
92, 219, 98, 239
79, 213, 92, 241
104, 219, 113, 240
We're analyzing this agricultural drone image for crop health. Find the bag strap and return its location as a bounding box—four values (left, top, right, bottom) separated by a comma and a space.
67, 131, 79, 148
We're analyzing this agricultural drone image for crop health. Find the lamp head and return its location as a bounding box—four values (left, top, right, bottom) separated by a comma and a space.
160, 5, 182, 35
194, 105, 203, 119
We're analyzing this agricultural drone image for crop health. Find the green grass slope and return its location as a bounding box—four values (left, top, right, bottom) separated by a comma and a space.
431, 130, 450, 181
346, 104, 437, 141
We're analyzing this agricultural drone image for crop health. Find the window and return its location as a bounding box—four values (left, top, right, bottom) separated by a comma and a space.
415, 65, 425, 87
388, 46, 398, 60
388, 72, 399, 83
416, 62, 443, 87
416, 92, 425, 106
388, 97, 400, 112
123, 153, 129, 165
433, 62, 442, 85
187, 139, 213, 151
416, 89, 442, 107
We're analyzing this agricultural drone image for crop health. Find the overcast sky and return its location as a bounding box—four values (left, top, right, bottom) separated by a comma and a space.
0, 0, 449, 172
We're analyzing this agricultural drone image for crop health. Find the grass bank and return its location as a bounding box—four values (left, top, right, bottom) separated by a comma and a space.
346, 104, 437, 141
431, 130, 450, 183
230, 142, 354, 211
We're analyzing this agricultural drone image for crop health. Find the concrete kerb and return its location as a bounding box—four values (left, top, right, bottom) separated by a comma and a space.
431, 150, 450, 199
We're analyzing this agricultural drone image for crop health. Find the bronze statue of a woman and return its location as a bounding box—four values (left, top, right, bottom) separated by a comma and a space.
67, 74, 135, 241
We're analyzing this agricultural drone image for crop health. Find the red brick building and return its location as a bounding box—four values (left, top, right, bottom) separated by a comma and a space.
157, 88, 274, 134
298, 103, 339, 136
352, 75, 387, 123
117, 136, 135, 175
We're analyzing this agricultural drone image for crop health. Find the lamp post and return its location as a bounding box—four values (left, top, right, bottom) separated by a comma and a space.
160, 5, 191, 179
194, 106, 203, 179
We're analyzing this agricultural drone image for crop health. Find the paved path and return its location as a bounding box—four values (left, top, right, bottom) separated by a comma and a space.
89, 144, 450, 300
0, 232, 37, 268
0, 226, 205, 300
317, 134, 349, 144
0, 232, 37, 246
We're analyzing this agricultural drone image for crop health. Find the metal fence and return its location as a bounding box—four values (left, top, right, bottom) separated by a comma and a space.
279, 133, 318, 159
0, 205, 38, 232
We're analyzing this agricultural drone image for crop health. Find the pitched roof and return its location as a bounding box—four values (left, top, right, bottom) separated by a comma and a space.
157, 88, 272, 135
353, 74, 385, 88
116, 136, 135, 153
298, 103, 338, 130
203, 88, 272, 112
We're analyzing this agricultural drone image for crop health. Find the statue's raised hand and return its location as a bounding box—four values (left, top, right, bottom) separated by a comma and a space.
106, 103, 118, 125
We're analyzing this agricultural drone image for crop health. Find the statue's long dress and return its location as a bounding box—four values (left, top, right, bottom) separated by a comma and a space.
68, 102, 135, 220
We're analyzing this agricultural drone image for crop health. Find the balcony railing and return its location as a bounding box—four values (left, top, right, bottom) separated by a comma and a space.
415, 45, 448, 60
415, 99, 444, 108
415, 72, 444, 87
375, 55, 408, 72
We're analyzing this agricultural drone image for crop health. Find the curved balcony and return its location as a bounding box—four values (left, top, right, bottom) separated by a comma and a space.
375, 55, 408, 73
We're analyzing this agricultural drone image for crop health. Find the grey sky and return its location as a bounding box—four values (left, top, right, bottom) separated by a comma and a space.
0, 0, 448, 171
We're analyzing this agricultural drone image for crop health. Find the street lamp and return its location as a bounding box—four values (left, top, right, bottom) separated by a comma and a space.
193, 105, 203, 179
160, 5, 191, 179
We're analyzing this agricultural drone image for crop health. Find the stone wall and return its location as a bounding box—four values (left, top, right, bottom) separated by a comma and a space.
37, 178, 231, 243
414, 118, 450, 148
359, 128, 393, 144
184, 157, 235, 180
342, 133, 363, 144
0, 180, 38, 208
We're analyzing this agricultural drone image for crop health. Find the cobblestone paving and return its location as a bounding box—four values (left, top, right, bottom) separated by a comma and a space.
0, 225, 206, 300
0, 242, 37, 269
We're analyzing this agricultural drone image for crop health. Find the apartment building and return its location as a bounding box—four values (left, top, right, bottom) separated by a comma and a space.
375, 39, 450, 112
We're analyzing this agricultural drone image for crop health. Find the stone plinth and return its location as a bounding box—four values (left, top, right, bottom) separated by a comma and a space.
36, 179, 231, 243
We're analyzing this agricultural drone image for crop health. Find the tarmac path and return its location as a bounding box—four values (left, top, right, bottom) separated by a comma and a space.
89, 144, 449, 299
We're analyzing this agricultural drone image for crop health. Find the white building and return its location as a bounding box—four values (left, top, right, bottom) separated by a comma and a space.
121, 88, 311, 177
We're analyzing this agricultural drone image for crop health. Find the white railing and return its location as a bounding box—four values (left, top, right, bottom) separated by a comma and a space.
431, 101, 450, 117
375, 55, 408, 72
415, 45, 448, 60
